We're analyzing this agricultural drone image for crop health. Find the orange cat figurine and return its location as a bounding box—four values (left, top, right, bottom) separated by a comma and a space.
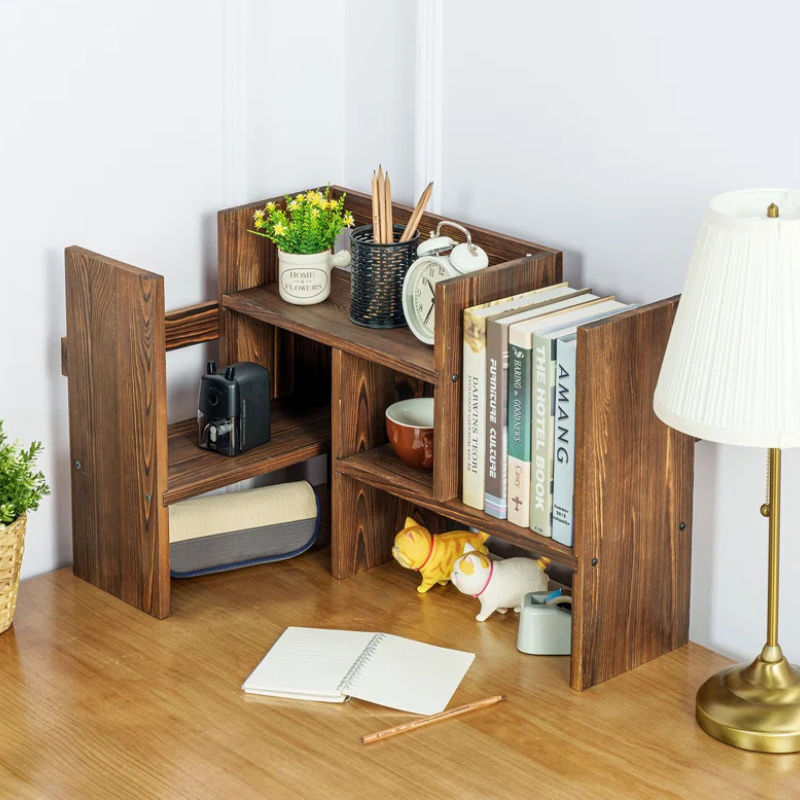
391, 518, 490, 593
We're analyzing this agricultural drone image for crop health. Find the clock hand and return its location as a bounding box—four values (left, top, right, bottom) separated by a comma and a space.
423, 299, 435, 326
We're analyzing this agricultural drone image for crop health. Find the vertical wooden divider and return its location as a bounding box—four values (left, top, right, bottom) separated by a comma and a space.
218, 197, 294, 397
570, 297, 694, 690
65, 247, 170, 618
331, 348, 443, 578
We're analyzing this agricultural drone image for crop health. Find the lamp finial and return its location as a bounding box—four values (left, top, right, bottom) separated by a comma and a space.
768, 203, 780, 218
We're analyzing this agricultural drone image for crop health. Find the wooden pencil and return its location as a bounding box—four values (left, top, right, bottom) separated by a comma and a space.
400, 182, 434, 242
361, 695, 506, 744
371, 171, 380, 243
384, 172, 394, 243
376, 165, 386, 244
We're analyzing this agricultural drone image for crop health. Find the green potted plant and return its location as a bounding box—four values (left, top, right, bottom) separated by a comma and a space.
0, 421, 49, 634
249, 187, 355, 305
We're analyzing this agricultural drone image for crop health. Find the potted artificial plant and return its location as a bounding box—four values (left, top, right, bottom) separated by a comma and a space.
250, 187, 354, 305
0, 421, 49, 634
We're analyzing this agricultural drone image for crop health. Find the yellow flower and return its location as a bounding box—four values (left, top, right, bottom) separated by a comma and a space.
253, 209, 264, 221
254, 218, 265, 229
273, 222, 287, 235
326, 199, 338, 210
296, 193, 305, 201
344, 211, 355, 228
266, 201, 276, 211
310, 208, 320, 219
288, 200, 300, 212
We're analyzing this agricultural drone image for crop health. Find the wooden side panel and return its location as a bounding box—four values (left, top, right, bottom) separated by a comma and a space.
570, 298, 694, 690
65, 246, 169, 618
432, 252, 562, 501
218, 197, 294, 398
331, 348, 441, 579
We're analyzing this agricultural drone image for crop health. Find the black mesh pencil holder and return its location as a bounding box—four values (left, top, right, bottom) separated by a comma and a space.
349, 225, 420, 328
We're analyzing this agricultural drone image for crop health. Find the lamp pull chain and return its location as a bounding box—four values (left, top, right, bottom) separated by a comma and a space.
761, 449, 771, 517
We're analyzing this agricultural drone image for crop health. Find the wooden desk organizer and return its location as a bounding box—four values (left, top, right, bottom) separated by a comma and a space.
62, 185, 694, 690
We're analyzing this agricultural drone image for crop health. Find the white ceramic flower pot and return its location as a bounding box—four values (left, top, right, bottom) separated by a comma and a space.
277, 249, 351, 305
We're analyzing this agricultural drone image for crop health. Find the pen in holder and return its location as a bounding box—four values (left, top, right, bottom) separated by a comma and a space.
349, 224, 420, 329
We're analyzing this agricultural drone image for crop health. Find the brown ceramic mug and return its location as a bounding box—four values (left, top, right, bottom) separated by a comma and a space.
385, 398, 434, 470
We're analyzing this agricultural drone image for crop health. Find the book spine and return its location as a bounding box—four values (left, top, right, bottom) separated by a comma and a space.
552, 337, 577, 546
484, 319, 505, 518
462, 315, 487, 510
507, 331, 532, 527
529, 334, 553, 537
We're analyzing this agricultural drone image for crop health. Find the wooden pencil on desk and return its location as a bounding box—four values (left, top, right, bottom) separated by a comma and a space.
400, 181, 434, 242
361, 695, 506, 745
371, 171, 381, 243
384, 172, 394, 242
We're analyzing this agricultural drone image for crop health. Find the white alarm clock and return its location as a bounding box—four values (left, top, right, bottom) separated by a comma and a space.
402, 221, 489, 345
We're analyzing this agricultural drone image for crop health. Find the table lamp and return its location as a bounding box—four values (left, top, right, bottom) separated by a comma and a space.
654, 188, 800, 753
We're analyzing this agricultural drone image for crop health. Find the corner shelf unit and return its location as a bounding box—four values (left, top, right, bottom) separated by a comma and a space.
63, 186, 694, 691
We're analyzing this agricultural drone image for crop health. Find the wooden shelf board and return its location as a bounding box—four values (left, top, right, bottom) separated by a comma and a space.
336, 444, 577, 567
222, 270, 438, 385
165, 396, 331, 506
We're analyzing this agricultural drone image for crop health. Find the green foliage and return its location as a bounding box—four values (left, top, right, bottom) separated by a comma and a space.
0, 420, 50, 525
248, 187, 355, 254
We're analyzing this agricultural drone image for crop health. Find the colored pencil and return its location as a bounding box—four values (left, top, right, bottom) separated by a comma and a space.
384, 172, 394, 242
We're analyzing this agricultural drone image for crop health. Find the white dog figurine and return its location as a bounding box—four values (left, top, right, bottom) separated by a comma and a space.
451, 545, 551, 622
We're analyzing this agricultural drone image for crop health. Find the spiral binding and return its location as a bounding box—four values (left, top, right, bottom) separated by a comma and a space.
337, 632, 387, 695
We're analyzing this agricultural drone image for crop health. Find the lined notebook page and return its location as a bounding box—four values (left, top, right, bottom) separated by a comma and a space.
347, 634, 475, 715
242, 627, 375, 702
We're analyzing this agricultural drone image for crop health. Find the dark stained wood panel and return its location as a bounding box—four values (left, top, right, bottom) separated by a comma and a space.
218, 196, 289, 396
224, 270, 438, 384
164, 300, 219, 350
433, 251, 562, 501
336, 444, 577, 567
65, 246, 170, 618
331, 349, 442, 579
570, 297, 694, 691
165, 396, 331, 506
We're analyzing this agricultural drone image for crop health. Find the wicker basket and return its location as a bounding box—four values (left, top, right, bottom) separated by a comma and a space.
349, 224, 420, 328
0, 514, 26, 634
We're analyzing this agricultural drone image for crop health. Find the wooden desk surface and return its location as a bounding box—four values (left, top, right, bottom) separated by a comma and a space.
0, 552, 796, 800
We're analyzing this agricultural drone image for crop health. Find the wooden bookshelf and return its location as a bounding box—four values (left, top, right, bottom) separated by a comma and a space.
165, 397, 330, 505
62, 185, 694, 691
336, 445, 577, 566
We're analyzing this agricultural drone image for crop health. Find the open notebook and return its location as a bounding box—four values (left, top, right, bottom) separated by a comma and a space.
242, 627, 475, 715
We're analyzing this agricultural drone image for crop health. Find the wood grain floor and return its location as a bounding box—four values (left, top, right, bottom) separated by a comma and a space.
1, 552, 797, 800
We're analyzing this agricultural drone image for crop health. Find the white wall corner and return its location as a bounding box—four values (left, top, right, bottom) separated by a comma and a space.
414, 0, 444, 212
221, 0, 248, 205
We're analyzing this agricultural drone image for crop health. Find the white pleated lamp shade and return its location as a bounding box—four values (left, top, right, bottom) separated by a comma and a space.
654, 189, 800, 448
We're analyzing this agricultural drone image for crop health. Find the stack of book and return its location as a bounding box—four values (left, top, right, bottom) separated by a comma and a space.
461, 284, 635, 546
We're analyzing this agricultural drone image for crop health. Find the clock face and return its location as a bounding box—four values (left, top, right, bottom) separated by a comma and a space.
402, 257, 456, 345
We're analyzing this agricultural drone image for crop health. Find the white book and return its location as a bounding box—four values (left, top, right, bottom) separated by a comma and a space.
461, 283, 570, 510
242, 627, 475, 715
552, 334, 578, 546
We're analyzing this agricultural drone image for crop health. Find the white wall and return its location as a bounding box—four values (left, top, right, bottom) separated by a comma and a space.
1, 0, 344, 581
432, 0, 800, 662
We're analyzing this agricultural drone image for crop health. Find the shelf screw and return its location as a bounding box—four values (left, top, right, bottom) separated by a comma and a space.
145, 493, 151, 503
679, 521, 686, 531
74, 461, 81, 470
451, 373, 459, 382
591, 558, 598, 566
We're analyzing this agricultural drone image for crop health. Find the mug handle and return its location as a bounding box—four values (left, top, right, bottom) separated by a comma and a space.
332, 250, 352, 268
420, 430, 434, 469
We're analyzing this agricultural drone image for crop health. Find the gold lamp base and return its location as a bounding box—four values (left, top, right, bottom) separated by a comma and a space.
697, 645, 800, 753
